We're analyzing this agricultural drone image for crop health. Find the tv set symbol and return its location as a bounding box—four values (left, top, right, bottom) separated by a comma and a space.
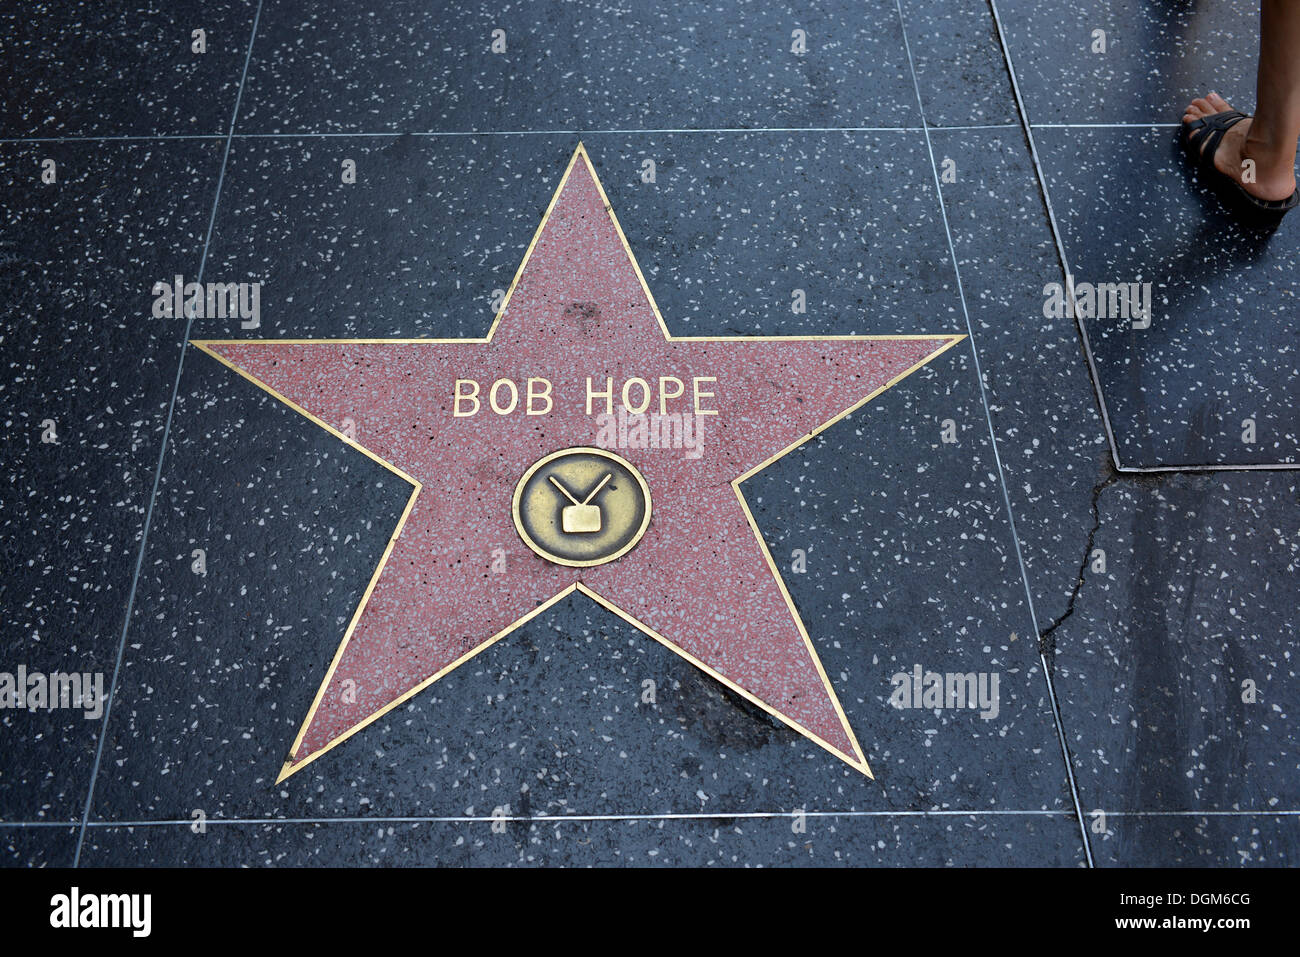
550, 472, 611, 533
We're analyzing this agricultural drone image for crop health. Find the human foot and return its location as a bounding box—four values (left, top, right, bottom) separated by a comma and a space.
1182, 92, 1297, 202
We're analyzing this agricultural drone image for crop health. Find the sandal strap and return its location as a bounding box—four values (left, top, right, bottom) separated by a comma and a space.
1190, 123, 1230, 162
1184, 110, 1250, 169
1184, 109, 1248, 134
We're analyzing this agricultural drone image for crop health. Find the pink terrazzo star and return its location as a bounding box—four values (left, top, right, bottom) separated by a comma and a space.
196, 145, 962, 781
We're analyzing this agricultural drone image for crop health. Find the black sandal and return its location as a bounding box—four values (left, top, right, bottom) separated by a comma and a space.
1181, 109, 1298, 227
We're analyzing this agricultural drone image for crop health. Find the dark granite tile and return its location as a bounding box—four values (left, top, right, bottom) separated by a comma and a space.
927, 127, 1111, 642
899, 0, 1018, 127
192, 135, 572, 341
1095, 813, 1297, 867
1036, 126, 1300, 467
584, 133, 964, 336
237, 0, 918, 133
1054, 471, 1300, 866
743, 350, 1080, 820
996, 0, 1261, 124
84, 350, 412, 812
0, 141, 224, 821
79, 813, 1083, 866
0, 826, 76, 868
190, 133, 964, 342
0, 1, 258, 138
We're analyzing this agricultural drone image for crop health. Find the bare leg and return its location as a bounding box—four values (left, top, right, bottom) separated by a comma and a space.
1182, 0, 1300, 201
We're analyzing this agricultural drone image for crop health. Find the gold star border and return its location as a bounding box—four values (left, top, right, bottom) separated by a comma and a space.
193, 144, 965, 783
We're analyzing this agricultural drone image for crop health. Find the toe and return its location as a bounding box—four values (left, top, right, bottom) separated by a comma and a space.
1206, 91, 1232, 112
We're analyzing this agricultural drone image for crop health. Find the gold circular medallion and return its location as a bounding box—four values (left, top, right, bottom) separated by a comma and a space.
512, 447, 651, 567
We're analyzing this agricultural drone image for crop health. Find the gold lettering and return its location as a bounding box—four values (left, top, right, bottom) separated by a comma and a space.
622, 377, 651, 415
453, 379, 480, 417
658, 376, 684, 415
489, 378, 519, 415
692, 376, 718, 415
526, 377, 553, 415
586, 376, 614, 415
